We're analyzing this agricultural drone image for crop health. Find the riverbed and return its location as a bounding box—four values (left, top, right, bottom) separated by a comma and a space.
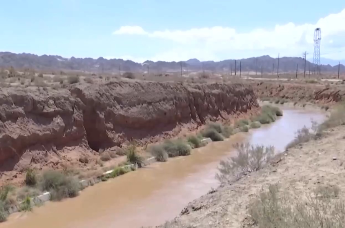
1, 107, 326, 228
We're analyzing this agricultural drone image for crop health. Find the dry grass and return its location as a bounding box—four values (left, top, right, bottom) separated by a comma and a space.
216, 143, 274, 184
248, 184, 345, 228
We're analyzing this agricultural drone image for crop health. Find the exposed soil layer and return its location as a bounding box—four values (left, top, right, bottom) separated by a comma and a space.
157, 122, 344, 228
250, 81, 345, 103
0, 80, 258, 174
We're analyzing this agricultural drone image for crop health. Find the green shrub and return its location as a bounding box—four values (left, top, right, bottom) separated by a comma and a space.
250, 121, 261, 129
19, 196, 32, 212
221, 125, 233, 138
148, 144, 168, 162
206, 122, 223, 133
25, 168, 37, 186
187, 135, 202, 148
40, 170, 80, 201
108, 167, 130, 178
235, 119, 250, 128
240, 125, 249, 132
202, 128, 224, 141
162, 139, 191, 157
0, 202, 7, 222
126, 145, 144, 167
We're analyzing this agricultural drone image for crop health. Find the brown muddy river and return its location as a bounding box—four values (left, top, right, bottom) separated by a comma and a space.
1, 107, 326, 228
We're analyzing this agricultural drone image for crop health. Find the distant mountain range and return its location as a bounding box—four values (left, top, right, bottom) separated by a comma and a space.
0, 52, 344, 74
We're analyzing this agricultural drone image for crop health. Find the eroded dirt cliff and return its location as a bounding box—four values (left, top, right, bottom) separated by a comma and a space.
251, 81, 345, 103
0, 80, 258, 172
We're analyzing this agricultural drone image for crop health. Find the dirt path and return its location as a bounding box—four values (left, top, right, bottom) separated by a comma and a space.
158, 125, 345, 228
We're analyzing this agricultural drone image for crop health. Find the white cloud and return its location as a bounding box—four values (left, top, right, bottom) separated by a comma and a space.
113, 9, 345, 61
113, 26, 147, 35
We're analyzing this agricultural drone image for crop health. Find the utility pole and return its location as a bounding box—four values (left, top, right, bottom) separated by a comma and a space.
235, 60, 237, 76
180, 62, 183, 77
147, 65, 150, 76
118, 64, 121, 76
303, 52, 307, 78
296, 64, 298, 78
272, 63, 275, 75
277, 54, 280, 78
338, 62, 341, 79
255, 58, 258, 76
261, 66, 263, 76
309, 63, 311, 76
230, 65, 232, 76
240, 61, 242, 77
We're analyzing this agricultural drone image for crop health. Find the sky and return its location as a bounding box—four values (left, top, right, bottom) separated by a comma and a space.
1, 0, 345, 63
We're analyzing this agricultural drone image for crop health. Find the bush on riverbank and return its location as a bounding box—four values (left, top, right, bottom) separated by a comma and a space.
148, 144, 168, 162
162, 139, 191, 157
248, 184, 345, 228
217, 143, 274, 184
254, 105, 282, 124
126, 145, 144, 167
187, 135, 202, 148
286, 121, 319, 149
250, 121, 261, 129
202, 128, 224, 141
25, 169, 37, 187
40, 170, 80, 201
319, 102, 345, 132
205, 122, 233, 138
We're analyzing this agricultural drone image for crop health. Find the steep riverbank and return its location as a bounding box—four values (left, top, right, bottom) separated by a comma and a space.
0, 80, 258, 177
0, 107, 325, 228
155, 107, 343, 228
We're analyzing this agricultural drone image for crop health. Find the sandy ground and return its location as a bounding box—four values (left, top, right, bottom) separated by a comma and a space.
158, 124, 345, 228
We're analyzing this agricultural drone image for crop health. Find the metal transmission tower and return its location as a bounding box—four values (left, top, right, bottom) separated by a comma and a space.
313, 28, 321, 75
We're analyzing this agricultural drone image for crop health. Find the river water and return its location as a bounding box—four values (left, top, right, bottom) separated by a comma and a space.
1, 107, 326, 228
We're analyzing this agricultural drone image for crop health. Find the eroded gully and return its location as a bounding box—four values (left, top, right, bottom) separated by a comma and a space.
1, 107, 326, 228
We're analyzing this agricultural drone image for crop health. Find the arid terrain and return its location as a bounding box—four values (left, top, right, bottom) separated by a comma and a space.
156, 122, 345, 228
2, 62, 345, 227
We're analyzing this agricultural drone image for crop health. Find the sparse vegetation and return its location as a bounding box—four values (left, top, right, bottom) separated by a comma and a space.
25, 168, 37, 186
123, 72, 135, 79
248, 184, 345, 228
250, 121, 261, 129
148, 144, 168, 162
187, 135, 202, 148
254, 105, 282, 124
205, 122, 233, 138
239, 125, 249, 132
286, 120, 318, 149
162, 139, 191, 157
67, 75, 80, 84
126, 145, 144, 167
19, 196, 32, 212
202, 128, 224, 141
235, 119, 249, 128
100, 152, 111, 161
217, 143, 274, 184
40, 170, 80, 201
319, 102, 345, 132
84, 77, 93, 84
305, 79, 318, 83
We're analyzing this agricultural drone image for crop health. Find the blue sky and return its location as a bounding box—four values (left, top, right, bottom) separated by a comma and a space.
1, 0, 345, 62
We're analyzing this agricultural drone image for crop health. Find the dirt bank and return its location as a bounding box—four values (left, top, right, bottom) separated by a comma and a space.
0, 80, 258, 175
250, 81, 345, 103
156, 118, 344, 228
